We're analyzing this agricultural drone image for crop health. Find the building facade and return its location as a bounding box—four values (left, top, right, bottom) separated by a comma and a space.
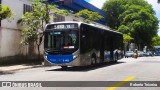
52, 0, 106, 25
0, 0, 34, 65
0, 0, 107, 65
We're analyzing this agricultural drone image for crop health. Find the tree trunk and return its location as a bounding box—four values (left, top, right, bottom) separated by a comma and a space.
36, 35, 43, 61
37, 44, 41, 60
29, 41, 35, 55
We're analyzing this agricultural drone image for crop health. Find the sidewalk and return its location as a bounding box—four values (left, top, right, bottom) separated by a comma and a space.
0, 64, 43, 72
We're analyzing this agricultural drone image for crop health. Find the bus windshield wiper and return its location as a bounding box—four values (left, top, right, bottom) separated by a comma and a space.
45, 48, 54, 52
45, 48, 63, 52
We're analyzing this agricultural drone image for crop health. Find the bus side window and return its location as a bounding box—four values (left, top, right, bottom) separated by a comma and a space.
80, 27, 87, 53
80, 25, 91, 53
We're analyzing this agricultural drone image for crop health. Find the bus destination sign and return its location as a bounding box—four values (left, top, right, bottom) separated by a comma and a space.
47, 24, 78, 30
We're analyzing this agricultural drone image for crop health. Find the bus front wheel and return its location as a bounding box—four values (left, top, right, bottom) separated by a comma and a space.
61, 66, 67, 69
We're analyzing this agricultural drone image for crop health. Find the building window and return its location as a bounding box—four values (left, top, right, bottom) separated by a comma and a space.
23, 4, 32, 14
57, 0, 73, 5
64, 0, 73, 4
54, 14, 65, 22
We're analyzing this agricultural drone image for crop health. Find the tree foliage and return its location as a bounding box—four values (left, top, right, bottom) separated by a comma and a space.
19, 0, 69, 45
123, 34, 133, 44
152, 35, 160, 46
18, 0, 69, 57
0, 4, 13, 20
75, 9, 103, 23
102, 0, 159, 47
118, 25, 133, 43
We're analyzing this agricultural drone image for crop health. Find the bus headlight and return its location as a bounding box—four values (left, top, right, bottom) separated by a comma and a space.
44, 55, 47, 60
44, 52, 48, 59
73, 55, 78, 59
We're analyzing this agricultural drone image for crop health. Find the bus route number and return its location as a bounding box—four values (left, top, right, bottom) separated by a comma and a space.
54, 24, 76, 29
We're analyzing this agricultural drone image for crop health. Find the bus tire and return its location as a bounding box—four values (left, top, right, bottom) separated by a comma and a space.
61, 66, 67, 69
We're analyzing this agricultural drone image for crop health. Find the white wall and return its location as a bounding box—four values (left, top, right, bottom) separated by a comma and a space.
0, 28, 28, 57
1, 0, 31, 29
0, 28, 2, 57
0, 0, 31, 57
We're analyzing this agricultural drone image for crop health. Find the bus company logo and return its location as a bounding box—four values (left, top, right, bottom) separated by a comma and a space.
2, 82, 12, 87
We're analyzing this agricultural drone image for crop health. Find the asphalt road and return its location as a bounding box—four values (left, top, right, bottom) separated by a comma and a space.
1, 56, 160, 90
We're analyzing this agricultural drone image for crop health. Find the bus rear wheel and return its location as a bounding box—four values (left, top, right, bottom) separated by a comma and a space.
113, 60, 118, 63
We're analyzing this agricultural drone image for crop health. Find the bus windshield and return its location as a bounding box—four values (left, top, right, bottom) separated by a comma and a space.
44, 30, 79, 54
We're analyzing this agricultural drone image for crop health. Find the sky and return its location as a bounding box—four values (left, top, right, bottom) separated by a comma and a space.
85, 0, 160, 36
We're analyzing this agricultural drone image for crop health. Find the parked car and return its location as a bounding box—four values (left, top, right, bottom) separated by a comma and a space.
125, 51, 134, 58
154, 51, 160, 56
144, 51, 153, 56
138, 51, 145, 57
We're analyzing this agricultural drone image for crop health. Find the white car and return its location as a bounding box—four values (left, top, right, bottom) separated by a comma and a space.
138, 51, 145, 57
125, 51, 134, 58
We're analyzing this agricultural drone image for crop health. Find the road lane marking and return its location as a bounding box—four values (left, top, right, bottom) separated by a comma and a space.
106, 76, 135, 90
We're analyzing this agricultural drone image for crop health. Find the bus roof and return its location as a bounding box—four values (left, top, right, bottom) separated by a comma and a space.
47, 21, 123, 35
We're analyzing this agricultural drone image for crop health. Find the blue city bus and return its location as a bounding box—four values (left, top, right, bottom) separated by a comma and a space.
43, 21, 123, 68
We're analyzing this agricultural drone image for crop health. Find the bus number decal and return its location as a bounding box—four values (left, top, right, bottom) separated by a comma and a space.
53, 24, 76, 29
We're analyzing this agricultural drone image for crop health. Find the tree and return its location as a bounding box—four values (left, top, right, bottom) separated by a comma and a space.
119, 5, 158, 46
18, 0, 69, 59
152, 35, 160, 46
75, 9, 103, 23
102, 0, 155, 29
102, 0, 159, 48
0, 4, 14, 25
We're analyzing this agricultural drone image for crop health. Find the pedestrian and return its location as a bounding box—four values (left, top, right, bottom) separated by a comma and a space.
115, 49, 118, 60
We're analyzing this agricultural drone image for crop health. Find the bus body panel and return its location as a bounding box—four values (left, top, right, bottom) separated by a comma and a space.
47, 54, 73, 64
44, 55, 81, 66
